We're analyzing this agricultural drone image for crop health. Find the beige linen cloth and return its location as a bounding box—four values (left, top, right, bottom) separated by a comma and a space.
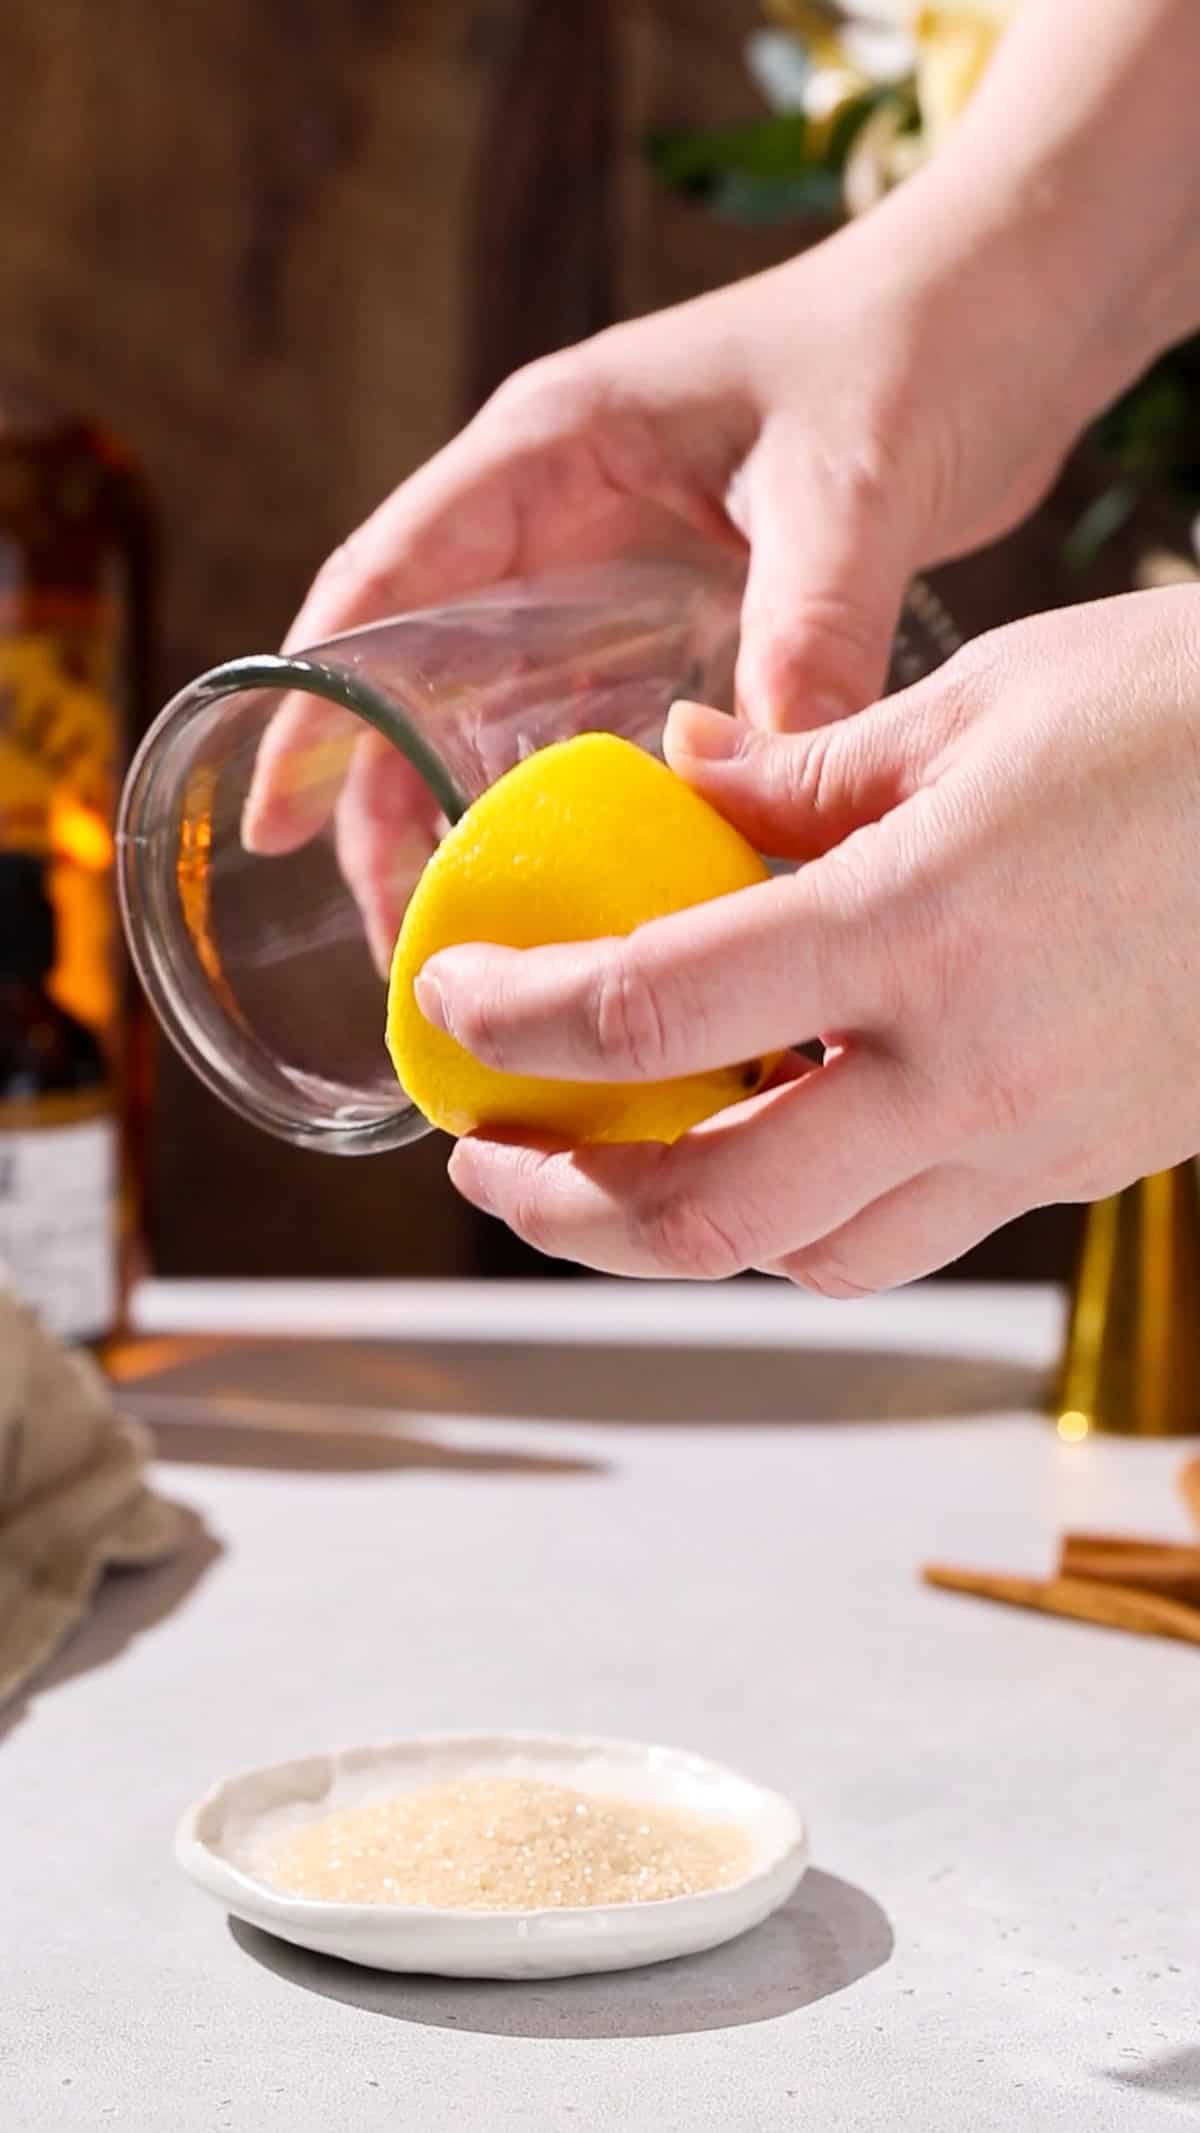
0, 1287, 184, 1707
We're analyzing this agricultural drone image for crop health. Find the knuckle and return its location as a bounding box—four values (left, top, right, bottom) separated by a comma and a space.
787, 1249, 882, 1301
308, 533, 395, 617
481, 352, 592, 437
588, 954, 671, 1077
953, 1046, 1041, 1143
308, 536, 359, 597
496, 1152, 562, 1257
839, 435, 896, 512
636, 1190, 748, 1281
767, 590, 885, 692
802, 724, 847, 816
449, 987, 511, 1071
505, 1189, 558, 1259
881, 858, 961, 1029
828, 798, 965, 1030
922, 628, 1011, 751
770, 724, 854, 827
804, 830, 915, 1021
814, 826, 880, 916
802, 422, 900, 524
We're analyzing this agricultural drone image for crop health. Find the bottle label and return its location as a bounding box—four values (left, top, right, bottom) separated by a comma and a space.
0, 601, 122, 1040
0, 604, 118, 843
0, 1111, 117, 1340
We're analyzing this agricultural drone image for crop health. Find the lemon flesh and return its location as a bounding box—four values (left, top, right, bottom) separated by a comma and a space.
386, 733, 773, 1144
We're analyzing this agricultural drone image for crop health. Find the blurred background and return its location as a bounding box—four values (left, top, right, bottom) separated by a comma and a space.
3, 0, 1197, 1299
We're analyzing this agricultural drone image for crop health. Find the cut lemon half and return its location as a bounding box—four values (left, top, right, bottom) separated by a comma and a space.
386, 732, 774, 1143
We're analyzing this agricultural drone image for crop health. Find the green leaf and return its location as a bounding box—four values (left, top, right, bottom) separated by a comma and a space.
1094, 333, 1200, 486
707, 168, 845, 222
645, 114, 814, 195
643, 95, 891, 213
1062, 483, 1137, 575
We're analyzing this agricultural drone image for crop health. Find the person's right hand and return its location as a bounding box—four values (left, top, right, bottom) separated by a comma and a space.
425, 585, 1200, 1288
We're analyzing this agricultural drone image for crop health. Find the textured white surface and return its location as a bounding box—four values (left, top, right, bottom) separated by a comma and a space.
4, 1280, 1200, 2131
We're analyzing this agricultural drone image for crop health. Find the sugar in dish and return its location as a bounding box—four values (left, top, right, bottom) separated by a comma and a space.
178, 1731, 809, 1978
257, 1776, 754, 1910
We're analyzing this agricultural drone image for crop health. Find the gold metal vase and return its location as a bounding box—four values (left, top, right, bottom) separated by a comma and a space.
1053, 1162, 1200, 1438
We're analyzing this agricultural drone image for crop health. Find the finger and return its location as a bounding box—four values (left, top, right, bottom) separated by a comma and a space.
416, 862, 892, 1084
241, 697, 362, 856
245, 380, 680, 855
244, 403, 569, 855
242, 432, 522, 855
772, 1163, 1018, 1295
284, 424, 532, 654
663, 695, 932, 859
333, 732, 442, 977
448, 1047, 932, 1278
281, 350, 674, 653
733, 424, 912, 731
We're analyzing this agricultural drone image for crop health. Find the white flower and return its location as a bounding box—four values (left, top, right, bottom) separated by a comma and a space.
744, 29, 818, 114
839, 16, 919, 85
748, 3, 1018, 204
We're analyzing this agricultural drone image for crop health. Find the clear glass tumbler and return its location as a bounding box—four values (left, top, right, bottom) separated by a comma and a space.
116, 557, 959, 1155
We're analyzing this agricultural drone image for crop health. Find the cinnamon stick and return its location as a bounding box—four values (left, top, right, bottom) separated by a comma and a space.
1057, 1532, 1200, 1607
922, 1565, 1200, 1646
1179, 1459, 1200, 1534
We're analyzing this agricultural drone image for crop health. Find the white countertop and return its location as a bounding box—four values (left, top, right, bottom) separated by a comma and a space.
4, 1279, 1199, 2132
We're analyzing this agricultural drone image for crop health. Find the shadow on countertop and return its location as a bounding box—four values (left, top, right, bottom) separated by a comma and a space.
1104, 2046, 1200, 2103
0, 1500, 220, 1749
230, 1866, 893, 2040
117, 1336, 1041, 1440
129, 1405, 607, 1479
401, 1341, 1041, 1427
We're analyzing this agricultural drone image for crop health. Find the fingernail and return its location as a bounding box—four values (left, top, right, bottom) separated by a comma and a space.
666, 700, 744, 761
414, 970, 448, 1032
239, 793, 290, 856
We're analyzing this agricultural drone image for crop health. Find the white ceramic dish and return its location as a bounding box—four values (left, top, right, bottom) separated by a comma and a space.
176, 1731, 809, 1980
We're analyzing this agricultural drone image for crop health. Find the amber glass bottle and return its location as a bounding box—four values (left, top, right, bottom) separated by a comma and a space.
0, 382, 154, 1343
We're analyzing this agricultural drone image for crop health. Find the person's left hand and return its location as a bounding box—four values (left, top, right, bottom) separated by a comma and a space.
414, 587, 1200, 1290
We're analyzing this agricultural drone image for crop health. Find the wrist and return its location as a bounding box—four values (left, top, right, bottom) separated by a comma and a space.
883, 0, 1200, 411
829, 132, 1197, 475
821, 172, 1106, 449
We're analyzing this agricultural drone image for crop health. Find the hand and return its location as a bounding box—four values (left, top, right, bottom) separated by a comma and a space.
417, 589, 1200, 1289
240, 158, 1106, 954
242, 0, 1200, 976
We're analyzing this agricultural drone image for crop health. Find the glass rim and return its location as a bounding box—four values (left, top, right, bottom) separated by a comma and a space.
117, 653, 444, 1156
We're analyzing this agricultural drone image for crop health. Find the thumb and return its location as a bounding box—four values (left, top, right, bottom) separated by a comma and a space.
664, 696, 929, 860
735, 427, 913, 731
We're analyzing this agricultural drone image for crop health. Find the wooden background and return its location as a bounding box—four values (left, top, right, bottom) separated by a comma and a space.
2, 0, 1155, 1284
